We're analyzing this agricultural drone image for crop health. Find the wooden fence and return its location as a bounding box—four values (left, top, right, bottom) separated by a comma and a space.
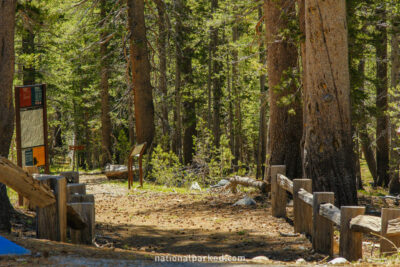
271, 165, 400, 261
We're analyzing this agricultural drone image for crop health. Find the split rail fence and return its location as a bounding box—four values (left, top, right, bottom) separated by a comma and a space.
271, 165, 400, 261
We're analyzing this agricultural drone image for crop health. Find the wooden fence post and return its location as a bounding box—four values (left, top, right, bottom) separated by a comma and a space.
36, 176, 67, 242
60, 171, 79, 183
271, 165, 286, 217
69, 201, 95, 245
381, 208, 400, 255
293, 179, 312, 235
340, 206, 365, 261
67, 183, 86, 202
313, 192, 334, 255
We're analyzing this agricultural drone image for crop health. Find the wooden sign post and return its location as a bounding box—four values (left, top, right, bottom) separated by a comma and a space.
128, 142, 146, 189
15, 84, 49, 206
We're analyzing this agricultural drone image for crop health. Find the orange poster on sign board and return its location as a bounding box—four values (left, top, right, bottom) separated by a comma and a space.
33, 146, 45, 166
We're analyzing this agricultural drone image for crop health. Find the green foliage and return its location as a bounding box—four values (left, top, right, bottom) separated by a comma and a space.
150, 145, 185, 187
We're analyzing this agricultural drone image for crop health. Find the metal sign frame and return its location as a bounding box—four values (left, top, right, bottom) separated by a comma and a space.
15, 84, 49, 174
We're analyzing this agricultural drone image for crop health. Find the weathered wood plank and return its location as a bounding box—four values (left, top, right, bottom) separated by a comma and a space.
69, 194, 94, 204
298, 188, 313, 207
387, 217, 400, 237
350, 215, 381, 234
381, 208, 400, 254
319, 203, 341, 226
67, 183, 86, 202
67, 203, 88, 230
0, 157, 55, 208
277, 174, 293, 194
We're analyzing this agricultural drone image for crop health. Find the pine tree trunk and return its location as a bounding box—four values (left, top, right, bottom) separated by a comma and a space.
100, 0, 112, 166
155, 0, 169, 142
172, 0, 183, 159
127, 0, 155, 146
232, 24, 241, 166
389, 19, 400, 194
257, 5, 267, 179
212, 0, 222, 148
21, 1, 35, 85
265, 0, 302, 180
298, 0, 307, 177
303, 0, 357, 206
0, 0, 17, 232
375, 6, 389, 187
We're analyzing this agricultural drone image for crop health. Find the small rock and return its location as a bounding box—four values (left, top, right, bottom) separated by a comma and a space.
296, 258, 306, 264
190, 182, 201, 191
251, 256, 269, 263
298, 246, 306, 250
211, 179, 230, 188
328, 257, 349, 265
233, 196, 256, 206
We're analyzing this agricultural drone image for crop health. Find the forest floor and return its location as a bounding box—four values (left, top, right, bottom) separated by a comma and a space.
2, 173, 400, 266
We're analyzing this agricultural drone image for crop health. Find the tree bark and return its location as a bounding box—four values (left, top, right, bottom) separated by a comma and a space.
298, 0, 307, 177
303, 0, 357, 206
212, 0, 222, 148
100, 0, 113, 166
0, 0, 17, 232
389, 16, 400, 194
172, 0, 183, 159
257, 5, 267, 179
375, 6, 389, 187
155, 0, 169, 143
265, 0, 302, 180
232, 23, 242, 166
127, 0, 155, 146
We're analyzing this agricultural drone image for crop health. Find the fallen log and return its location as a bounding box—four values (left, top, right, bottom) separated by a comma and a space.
225, 176, 268, 193
104, 164, 137, 180
0, 157, 55, 208
319, 203, 341, 226
350, 215, 381, 234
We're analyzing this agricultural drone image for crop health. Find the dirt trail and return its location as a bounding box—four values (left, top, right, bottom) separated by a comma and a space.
3, 174, 389, 265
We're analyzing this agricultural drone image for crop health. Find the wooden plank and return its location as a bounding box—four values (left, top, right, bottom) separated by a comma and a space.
350, 215, 381, 234
387, 217, 400, 237
293, 179, 312, 235
381, 208, 400, 254
319, 203, 341, 226
36, 176, 67, 242
277, 174, 293, 194
0, 157, 55, 208
313, 192, 334, 256
339, 206, 365, 261
298, 188, 313, 206
67, 203, 88, 230
70, 202, 95, 245
69, 194, 94, 204
271, 166, 286, 218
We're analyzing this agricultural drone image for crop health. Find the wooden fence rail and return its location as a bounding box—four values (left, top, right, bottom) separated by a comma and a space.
270, 165, 400, 261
